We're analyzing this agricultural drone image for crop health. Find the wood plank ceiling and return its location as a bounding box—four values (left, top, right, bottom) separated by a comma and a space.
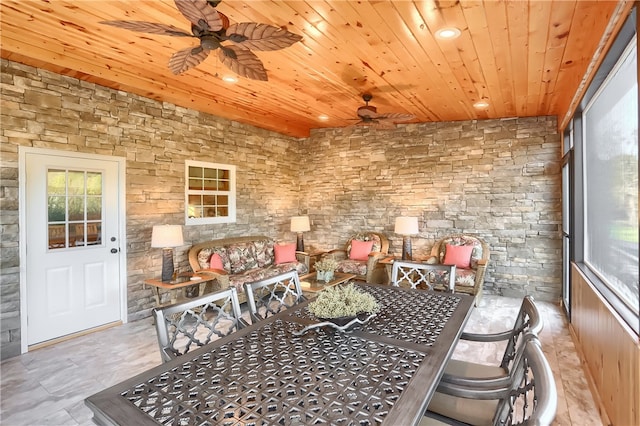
0, 1, 632, 138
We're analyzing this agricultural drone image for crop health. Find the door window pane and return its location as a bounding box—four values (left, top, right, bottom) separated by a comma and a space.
47, 169, 103, 249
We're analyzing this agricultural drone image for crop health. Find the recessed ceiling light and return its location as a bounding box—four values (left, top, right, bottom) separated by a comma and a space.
318, 114, 329, 121
435, 27, 461, 40
473, 100, 490, 109
222, 76, 237, 83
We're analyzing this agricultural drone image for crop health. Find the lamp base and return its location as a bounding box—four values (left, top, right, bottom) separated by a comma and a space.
296, 232, 305, 252
401, 236, 412, 261
161, 248, 175, 282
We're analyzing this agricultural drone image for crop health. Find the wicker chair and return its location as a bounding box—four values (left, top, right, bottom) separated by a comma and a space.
324, 231, 389, 283
427, 234, 490, 305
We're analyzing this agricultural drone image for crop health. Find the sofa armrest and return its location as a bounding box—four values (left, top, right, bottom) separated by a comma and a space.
197, 269, 230, 287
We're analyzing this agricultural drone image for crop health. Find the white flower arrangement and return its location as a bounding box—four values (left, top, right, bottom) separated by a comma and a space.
308, 283, 380, 319
314, 257, 338, 272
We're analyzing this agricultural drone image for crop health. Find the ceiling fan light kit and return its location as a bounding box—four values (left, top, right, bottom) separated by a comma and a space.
100, 0, 302, 81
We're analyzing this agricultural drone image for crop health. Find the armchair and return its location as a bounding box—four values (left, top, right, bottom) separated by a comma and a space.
324, 232, 389, 283
427, 234, 490, 305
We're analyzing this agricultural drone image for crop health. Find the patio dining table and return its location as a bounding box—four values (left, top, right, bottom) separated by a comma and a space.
85, 283, 474, 426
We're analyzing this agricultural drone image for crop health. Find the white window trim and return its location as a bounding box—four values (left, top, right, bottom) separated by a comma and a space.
185, 160, 236, 225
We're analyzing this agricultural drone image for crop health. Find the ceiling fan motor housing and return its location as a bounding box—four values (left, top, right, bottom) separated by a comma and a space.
357, 105, 378, 118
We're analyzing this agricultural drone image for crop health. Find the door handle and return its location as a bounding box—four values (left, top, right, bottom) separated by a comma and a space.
110, 248, 118, 254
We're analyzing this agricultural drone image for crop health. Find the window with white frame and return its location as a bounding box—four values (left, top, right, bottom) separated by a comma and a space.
185, 160, 236, 225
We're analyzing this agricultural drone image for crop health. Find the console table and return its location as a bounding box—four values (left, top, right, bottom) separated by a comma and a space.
86, 283, 474, 426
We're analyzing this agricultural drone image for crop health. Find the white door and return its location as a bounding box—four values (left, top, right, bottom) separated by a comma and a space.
25, 151, 122, 345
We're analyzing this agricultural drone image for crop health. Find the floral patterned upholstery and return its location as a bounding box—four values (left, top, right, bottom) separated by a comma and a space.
428, 234, 490, 305
189, 236, 309, 304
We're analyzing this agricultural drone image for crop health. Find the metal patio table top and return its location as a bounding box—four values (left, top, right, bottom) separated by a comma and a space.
85, 283, 474, 426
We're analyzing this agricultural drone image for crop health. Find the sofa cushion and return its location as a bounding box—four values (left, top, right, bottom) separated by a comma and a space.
228, 262, 309, 293
197, 247, 230, 272
437, 236, 484, 270
349, 239, 374, 261
336, 259, 368, 276
253, 239, 274, 268
209, 253, 224, 270
227, 242, 258, 274
274, 243, 297, 264
443, 244, 473, 269
347, 233, 382, 257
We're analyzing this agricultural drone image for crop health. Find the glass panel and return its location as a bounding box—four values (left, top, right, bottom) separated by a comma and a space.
67, 171, 85, 195
202, 195, 216, 205
72, 223, 85, 247
188, 178, 202, 190
188, 166, 202, 178
68, 197, 85, 221
217, 207, 229, 217
584, 39, 638, 313
203, 168, 217, 179
47, 170, 66, 195
203, 179, 217, 191
87, 222, 101, 245
48, 224, 66, 249
218, 180, 229, 191
86, 172, 102, 195
217, 195, 228, 206
48, 196, 66, 221
87, 196, 102, 220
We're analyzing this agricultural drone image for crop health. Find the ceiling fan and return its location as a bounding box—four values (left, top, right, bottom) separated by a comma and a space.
353, 94, 415, 129
100, 0, 302, 81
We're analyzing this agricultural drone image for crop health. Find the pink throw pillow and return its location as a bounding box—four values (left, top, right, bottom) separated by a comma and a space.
349, 240, 374, 261
274, 243, 297, 264
443, 244, 474, 269
209, 253, 224, 270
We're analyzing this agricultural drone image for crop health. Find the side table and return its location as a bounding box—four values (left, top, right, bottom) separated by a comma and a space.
144, 273, 217, 306
298, 272, 356, 297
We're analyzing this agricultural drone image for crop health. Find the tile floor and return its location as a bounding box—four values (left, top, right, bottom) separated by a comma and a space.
0, 295, 602, 425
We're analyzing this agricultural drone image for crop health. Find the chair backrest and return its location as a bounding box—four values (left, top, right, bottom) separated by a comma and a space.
391, 261, 456, 291
344, 232, 389, 257
431, 234, 489, 271
500, 295, 543, 370
243, 270, 305, 323
493, 336, 557, 425
152, 287, 246, 363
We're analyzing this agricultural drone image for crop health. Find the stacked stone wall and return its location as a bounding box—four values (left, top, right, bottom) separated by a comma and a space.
0, 59, 562, 359
300, 119, 562, 301
0, 60, 303, 358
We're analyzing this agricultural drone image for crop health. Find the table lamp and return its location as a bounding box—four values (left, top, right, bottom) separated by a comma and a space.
395, 217, 419, 260
290, 215, 310, 252
151, 225, 184, 282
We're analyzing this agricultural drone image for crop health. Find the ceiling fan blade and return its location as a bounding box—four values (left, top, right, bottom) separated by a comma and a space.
376, 112, 415, 122
218, 45, 268, 81
226, 23, 302, 51
174, 0, 223, 31
100, 20, 191, 37
169, 46, 210, 74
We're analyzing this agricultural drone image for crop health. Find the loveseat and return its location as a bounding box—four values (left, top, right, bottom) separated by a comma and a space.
188, 236, 309, 304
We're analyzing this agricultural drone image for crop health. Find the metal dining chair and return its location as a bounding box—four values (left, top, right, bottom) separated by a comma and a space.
441, 295, 543, 388
422, 334, 557, 426
152, 287, 247, 363
391, 260, 456, 292
244, 270, 306, 323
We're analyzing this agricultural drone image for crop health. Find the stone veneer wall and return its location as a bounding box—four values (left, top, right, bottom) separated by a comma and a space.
0, 59, 562, 359
300, 119, 562, 302
0, 60, 304, 359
